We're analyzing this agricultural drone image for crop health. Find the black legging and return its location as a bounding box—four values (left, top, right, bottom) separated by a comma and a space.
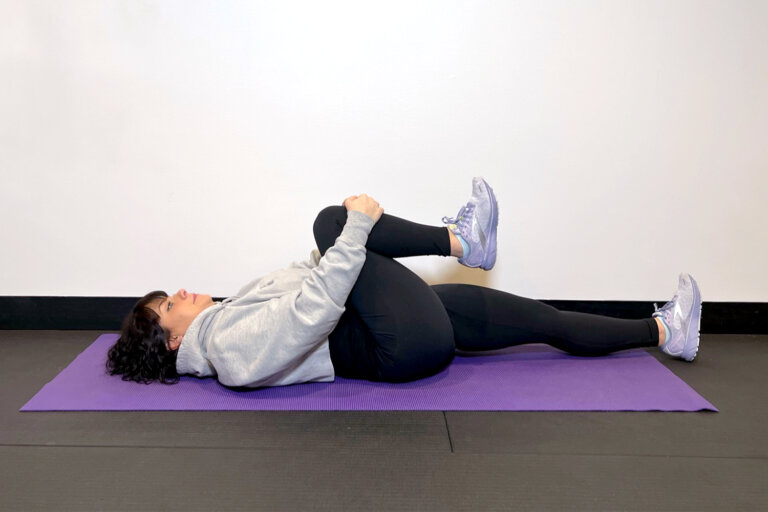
314, 206, 659, 383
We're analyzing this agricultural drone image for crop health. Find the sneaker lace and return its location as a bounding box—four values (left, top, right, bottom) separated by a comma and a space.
653, 295, 678, 317
442, 203, 475, 233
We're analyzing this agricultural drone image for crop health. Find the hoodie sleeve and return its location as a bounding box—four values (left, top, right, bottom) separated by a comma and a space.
208, 210, 376, 387
291, 209, 374, 315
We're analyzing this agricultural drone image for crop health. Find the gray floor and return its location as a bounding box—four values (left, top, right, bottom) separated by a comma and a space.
1, 331, 766, 512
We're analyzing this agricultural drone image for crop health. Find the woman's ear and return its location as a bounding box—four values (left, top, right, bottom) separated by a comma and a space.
168, 335, 183, 351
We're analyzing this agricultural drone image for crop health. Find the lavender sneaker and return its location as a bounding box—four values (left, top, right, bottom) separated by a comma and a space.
441, 177, 499, 270
653, 273, 702, 362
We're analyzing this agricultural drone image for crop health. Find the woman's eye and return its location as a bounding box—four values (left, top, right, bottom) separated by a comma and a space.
167, 301, 172, 312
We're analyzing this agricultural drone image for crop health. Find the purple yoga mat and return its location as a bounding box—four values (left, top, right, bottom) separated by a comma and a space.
20, 334, 717, 412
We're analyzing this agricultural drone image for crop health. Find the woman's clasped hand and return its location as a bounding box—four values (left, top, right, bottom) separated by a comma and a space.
342, 194, 383, 223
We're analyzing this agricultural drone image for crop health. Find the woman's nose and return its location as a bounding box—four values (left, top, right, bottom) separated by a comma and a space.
178, 289, 187, 299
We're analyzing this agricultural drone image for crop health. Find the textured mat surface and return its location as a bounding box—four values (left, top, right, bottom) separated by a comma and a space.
21, 334, 717, 411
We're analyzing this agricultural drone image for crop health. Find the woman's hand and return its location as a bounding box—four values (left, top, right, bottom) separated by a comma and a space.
343, 194, 384, 223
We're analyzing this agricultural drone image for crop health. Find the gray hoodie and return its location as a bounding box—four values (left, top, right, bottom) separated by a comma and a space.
175, 210, 375, 388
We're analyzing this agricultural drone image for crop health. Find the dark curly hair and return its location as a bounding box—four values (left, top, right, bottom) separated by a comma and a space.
106, 290, 180, 385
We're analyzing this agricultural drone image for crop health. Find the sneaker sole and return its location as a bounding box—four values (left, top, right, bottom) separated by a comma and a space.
481, 181, 499, 270
682, 274, 702, 362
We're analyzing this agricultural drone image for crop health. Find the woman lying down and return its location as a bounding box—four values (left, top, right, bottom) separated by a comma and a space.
106, 178, 702, 388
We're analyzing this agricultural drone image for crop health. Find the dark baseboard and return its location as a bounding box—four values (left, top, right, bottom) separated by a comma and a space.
0, 296, 766, 334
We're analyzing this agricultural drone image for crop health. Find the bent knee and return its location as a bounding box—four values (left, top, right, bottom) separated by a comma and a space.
313, 206, 347, 253
314, 205, 346, 228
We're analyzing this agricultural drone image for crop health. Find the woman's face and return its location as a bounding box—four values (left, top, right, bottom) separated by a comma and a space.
152, 289, 215, 349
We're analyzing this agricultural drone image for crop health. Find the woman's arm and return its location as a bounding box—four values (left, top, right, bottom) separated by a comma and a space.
208, 210, 376, 388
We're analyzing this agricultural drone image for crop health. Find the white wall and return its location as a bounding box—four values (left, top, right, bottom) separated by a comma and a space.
1, 0, 766, 301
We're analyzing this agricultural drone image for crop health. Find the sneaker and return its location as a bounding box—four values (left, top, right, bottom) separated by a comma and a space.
441, 177, 499, 270
653, 273, 702, 362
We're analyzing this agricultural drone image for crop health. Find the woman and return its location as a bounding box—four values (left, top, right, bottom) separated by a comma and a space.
106, 177, 702, 387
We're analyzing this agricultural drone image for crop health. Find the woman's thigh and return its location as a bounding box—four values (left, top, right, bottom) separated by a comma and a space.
431, 283, 558, 351
314, 205, 455, 382
329, 250, 456, 382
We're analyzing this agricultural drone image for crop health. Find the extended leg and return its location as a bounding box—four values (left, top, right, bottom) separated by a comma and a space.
431, 284, 659, 356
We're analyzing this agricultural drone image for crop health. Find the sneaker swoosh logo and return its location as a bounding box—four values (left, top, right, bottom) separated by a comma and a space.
673, 302, 685, 332
475, 218, 487, 249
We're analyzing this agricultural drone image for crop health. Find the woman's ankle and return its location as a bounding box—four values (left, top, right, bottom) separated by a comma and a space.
654, 317, 667, 346
447, 228, 464, 258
